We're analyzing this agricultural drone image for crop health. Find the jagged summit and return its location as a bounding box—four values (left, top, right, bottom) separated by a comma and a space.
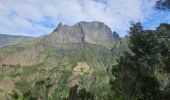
44, 21, 120, 47
0, 21, 122, 66
53, 22, 63, 32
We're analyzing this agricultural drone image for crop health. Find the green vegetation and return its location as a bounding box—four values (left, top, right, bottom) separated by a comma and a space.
111, 23, 170, 100
65, 85, 94, 100
0, 42, 117, 99
0, 20, 170, 99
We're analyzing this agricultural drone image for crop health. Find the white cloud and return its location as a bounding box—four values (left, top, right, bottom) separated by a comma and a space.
0, 0, 159, 37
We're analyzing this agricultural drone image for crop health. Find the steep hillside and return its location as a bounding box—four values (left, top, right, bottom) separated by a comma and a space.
0, 21, 125, 99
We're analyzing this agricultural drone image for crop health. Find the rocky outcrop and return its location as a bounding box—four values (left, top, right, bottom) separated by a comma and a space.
0, 21, 121, 66
43, 21, 120, 48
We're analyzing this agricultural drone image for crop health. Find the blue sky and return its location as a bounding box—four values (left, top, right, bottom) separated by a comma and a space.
0, 0, 169, 37
142, 10, 170, 30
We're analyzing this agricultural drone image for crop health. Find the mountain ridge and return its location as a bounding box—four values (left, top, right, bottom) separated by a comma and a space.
0, 34, 35, 47
43, 21, 120, 48
0, 21, 122, 66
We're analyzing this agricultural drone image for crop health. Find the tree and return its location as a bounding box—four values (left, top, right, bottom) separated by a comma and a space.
11, 90, 24, 100
156, 0, 170, 10
111, 22, 161, 100
156, 23, 170, 73
32, 78, 52, 100
66, 85, 94, 100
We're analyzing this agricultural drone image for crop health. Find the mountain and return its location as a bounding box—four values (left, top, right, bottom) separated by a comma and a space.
1, 21, 121, 66
0, 34, 35, 47
43, 21, 119, 48
0, 21, 124, 99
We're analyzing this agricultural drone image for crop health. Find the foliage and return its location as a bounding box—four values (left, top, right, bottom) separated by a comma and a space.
11, 90, 24, 100
156, 0, 170, 10
31, 78, 52, 100
66, 85, 94, 100
111, 22, 164, 100
15, 80, 32, 97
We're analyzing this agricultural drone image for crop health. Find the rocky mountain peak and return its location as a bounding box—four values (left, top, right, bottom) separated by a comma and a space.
53, 22, 63, 32
44, 21, 120, 48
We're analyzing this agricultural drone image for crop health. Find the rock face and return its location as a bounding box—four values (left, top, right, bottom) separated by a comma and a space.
0, 21, 121, 66
44, 21, 119, 48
